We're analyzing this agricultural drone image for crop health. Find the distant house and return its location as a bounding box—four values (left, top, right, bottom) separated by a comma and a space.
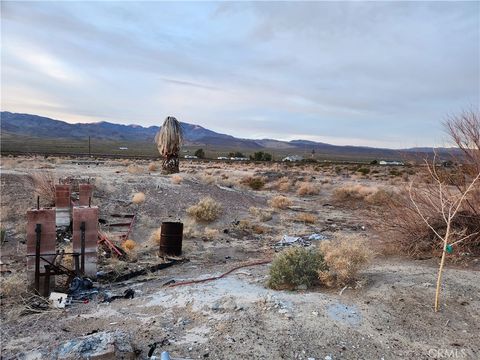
379, 160, 404, 166
184, 155, 198, 159
282, 155, 303, 162
230, 157, 249, 161
217, 156, 229, 160
119, 147, 128, 150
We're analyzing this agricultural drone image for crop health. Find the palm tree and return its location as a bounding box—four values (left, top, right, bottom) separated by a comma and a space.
155, 116, 183, 174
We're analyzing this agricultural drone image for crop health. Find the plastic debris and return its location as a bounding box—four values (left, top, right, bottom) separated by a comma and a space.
49, 292, 68, 309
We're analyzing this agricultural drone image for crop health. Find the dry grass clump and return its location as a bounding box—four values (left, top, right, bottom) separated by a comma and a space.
127, 165, 143, 174
333, 184, 377, 201
187, 197, 222, 222
149, 228, 161, 245
122, 239, 136, 251
240, 176, 266, 190
183, 219, 199, 239
171, 174, 183, 184
203, 227, 220, 240
106, 257, 129, 275
200, 174, 216, 185
148, 162, 159, 172
274, 177, 293, 192
31, 171, 56, 206
318, 235, 372, 287
268, 195, 292, 210
364, 188, 394, 206
268, 247, 325, 290
249, 207, 273, 222
295, 213, 316, 224
236, 219, 266, 234
296, 182, 319, 196
0, 272, 27, 298
132, 192, 146, 204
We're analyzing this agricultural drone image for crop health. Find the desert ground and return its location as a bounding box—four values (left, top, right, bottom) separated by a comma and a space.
0, 156, 479, 360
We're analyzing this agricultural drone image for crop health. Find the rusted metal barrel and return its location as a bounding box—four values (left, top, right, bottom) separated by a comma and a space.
160, 222, 183, 256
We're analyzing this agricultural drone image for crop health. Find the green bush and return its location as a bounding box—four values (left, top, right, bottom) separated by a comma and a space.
268, 247, 325, 290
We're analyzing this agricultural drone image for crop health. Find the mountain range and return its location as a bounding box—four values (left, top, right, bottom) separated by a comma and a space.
0, 111, 452, 160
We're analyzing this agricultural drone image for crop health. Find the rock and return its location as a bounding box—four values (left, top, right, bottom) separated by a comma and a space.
325, 355, 333, 360
296, 284, 308, 291
56, 330, 134, 359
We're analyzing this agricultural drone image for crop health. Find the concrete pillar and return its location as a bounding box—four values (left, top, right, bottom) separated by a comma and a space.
55, 184, 71, 227
72, 206, 99, 277
79, 184, 94, 206
26, 208, 56, 295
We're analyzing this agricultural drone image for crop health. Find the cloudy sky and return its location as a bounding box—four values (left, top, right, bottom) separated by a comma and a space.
1, 1, 479, 148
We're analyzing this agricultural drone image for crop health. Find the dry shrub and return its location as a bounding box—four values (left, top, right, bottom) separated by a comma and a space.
268, 195, 292, 210
240, 176, 266, 190
200, 174, 216, 185
171, 174, 183, 184
236, 219, 266, 234
275, 177, 292, 192
148, 162, 158, 172
122, 159, 131, 166
268, 247, 325, 290
382, 183, 480, 257
106, 257, 128, 275
132, 192, 145, 204
333, 184, 377, 201
183, 219, 199, 239
296, 213, 316, 224
296, 182, 319, 196
122, 239, 136, 251
249, 207, 273, 222
148, 228, 161, 246
365, 188, 395, 206
127, 165, 143, 174
0, 272, 27, 298
318, 235, 372, 287
187, 197, 222, 222
31, 171, 56, 206
203, 227, 220, 240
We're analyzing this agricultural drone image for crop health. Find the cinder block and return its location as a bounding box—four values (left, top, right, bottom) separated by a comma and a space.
26, 208, 56, 295
73, 206, 99, 277
79, 184, 95, 206
55, 185, 71, 208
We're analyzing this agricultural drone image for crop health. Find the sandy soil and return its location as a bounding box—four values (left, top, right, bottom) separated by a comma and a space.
0, 158, 479, 359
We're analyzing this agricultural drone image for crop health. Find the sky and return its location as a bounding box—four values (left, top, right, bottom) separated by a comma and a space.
1, 1, 479, 148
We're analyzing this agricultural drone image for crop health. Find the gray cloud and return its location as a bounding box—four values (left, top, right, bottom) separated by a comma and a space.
1, 1, 478, 147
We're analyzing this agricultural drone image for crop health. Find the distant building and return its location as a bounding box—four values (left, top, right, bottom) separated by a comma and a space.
217, 156, 229, 160
119, 147, 128, 150
184, 155, 198, 159
379, 160, 404, 166
282, 155, 303, 162
230, 157, 249, 161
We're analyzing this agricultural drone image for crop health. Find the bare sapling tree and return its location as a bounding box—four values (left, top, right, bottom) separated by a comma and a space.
409, 110, 480, 312
156, 116, 183, 174
409, 162, 479, 312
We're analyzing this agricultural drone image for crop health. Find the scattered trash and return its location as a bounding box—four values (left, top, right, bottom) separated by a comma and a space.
68, 276, 99, 301
103, 288, 135, 303
308, 233, 327, 241
274, 233, 329, 249
49, 292, 68, 309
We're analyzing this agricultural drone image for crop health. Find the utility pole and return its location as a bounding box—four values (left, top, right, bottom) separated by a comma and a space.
88, 136, 91, 157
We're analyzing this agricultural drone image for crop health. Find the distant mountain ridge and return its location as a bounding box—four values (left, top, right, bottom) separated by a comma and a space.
0, 111, 454, 158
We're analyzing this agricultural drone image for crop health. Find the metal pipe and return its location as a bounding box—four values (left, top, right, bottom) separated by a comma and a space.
35, 224, 41, 293
80, 221, 86, 274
